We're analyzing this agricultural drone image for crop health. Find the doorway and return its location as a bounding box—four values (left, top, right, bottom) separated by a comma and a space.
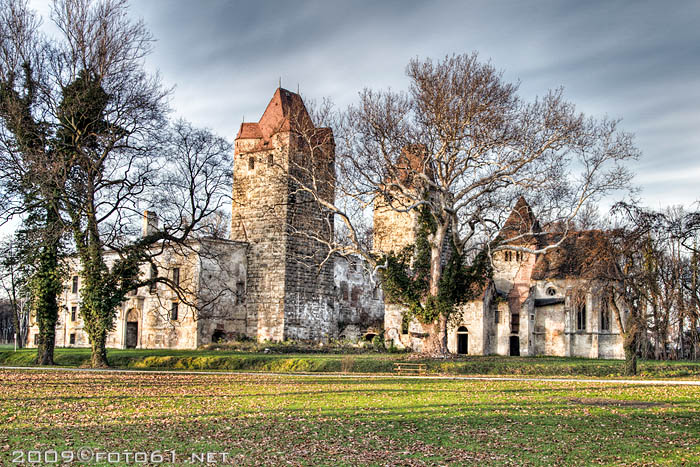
509, 335, 520, 356
126, 322, 138, 348
457, 326, 468, 354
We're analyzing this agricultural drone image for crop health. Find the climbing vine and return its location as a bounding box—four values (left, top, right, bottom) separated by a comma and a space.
380, 206, 492, 326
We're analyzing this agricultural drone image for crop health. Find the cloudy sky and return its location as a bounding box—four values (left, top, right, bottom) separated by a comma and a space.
31, 0, 700, 209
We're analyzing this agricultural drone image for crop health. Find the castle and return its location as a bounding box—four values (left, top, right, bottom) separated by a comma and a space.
26, 88, 625, 358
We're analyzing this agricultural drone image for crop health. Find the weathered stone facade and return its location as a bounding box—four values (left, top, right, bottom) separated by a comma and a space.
27, 89, 623, 357
27, 88, 381, 349
28, 237, 248, 350
383, 197, 627, 359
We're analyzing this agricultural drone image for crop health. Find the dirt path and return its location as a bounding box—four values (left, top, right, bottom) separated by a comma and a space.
2, 365, 700, 385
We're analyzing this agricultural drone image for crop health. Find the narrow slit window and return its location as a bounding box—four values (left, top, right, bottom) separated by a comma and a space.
248, 156, 255, 170
149, 265, 157, 294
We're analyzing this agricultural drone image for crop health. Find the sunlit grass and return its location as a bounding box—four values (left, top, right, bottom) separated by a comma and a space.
1, 370, 698, 465
2, 347, 700, 379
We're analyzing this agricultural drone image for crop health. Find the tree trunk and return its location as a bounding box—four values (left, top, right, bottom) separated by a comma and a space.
421, 222, 449, 355
421, 314, 448, 355
11, 304, 23, 349
90, 332, 109, 368
624, 343, 637, 376
36, 333, 55, 365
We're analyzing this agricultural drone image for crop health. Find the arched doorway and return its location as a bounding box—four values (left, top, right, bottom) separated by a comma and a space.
509, 335, 520, 356
457, 326, 469, 354
125, 309, 139, 349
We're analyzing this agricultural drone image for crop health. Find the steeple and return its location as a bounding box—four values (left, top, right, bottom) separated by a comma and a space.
499, 196, 540, 244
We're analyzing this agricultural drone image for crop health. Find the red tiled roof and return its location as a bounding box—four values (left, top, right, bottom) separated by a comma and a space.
531, 230, 616, 280
235, 87, 315, 141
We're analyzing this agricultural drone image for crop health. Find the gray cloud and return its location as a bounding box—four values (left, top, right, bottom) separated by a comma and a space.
28, 0, 700, 209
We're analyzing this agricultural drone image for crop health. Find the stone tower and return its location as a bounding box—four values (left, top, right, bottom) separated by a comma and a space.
232, 88, 336, 341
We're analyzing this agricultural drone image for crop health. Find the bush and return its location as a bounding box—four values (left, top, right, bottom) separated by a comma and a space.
372, 335, 385, 352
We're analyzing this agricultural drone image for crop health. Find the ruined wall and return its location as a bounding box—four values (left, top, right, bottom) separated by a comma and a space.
195, 239, 250, 346
28, 239, 249, 350
334, 256, 384, 340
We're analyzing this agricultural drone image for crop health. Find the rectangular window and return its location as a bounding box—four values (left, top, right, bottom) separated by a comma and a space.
34, 334, 38, 345
149, 265, 157, 294
69, 333, 76, 345
267, 154, 274, 166
494, 309, 499, 324
170, 302, 179, 321
72, 276, 79, 294
601, 305, 611, 331
172, 267, 180, 287
248, 156, 255, 170
576, 303, 587, 331
71, 306, 77, 322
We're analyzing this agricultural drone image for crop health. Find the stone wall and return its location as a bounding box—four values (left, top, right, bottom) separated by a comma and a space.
334, 256, 384, 340
231, 133, 290, 341
28, 239, 249, 350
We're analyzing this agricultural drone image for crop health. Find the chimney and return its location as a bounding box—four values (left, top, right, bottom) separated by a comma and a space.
142, 210, 159, 237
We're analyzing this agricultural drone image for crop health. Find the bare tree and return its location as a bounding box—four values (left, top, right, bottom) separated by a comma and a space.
0, 235, 32, 347
1, 0, 232, 367
287, 54, 638, 354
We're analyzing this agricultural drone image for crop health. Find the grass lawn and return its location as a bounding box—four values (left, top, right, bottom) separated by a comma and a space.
0, 369, 698, 466
2, 347, 700, 379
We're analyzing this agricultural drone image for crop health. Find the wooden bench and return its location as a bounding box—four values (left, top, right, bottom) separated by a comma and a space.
393, 362, 427, 376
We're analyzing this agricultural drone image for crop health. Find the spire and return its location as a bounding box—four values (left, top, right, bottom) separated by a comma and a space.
499, 196, 540, 243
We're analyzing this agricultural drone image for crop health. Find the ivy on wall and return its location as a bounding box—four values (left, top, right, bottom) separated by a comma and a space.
380, 206, 492, 326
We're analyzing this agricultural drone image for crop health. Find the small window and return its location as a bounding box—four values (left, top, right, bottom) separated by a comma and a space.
494, 308, 499, 324
576, 303, 587, 331
170, 302, 179, 321
516, 251, 523, 261
34, 334, 39, 345
288, 191, 296, 205
504, 251, 512, 262
172, 267, 180, 287
546, 287, 556, 297
72, 276, 79, 294
71, 306, 77, 322
248, 156, 255, 170
149, 265, 158, 294
69, 333, 76, 345
267, 154, 274, 166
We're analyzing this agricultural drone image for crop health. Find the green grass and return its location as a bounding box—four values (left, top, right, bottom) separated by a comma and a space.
2, 347, 700, 379
0, 369, 698, 465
